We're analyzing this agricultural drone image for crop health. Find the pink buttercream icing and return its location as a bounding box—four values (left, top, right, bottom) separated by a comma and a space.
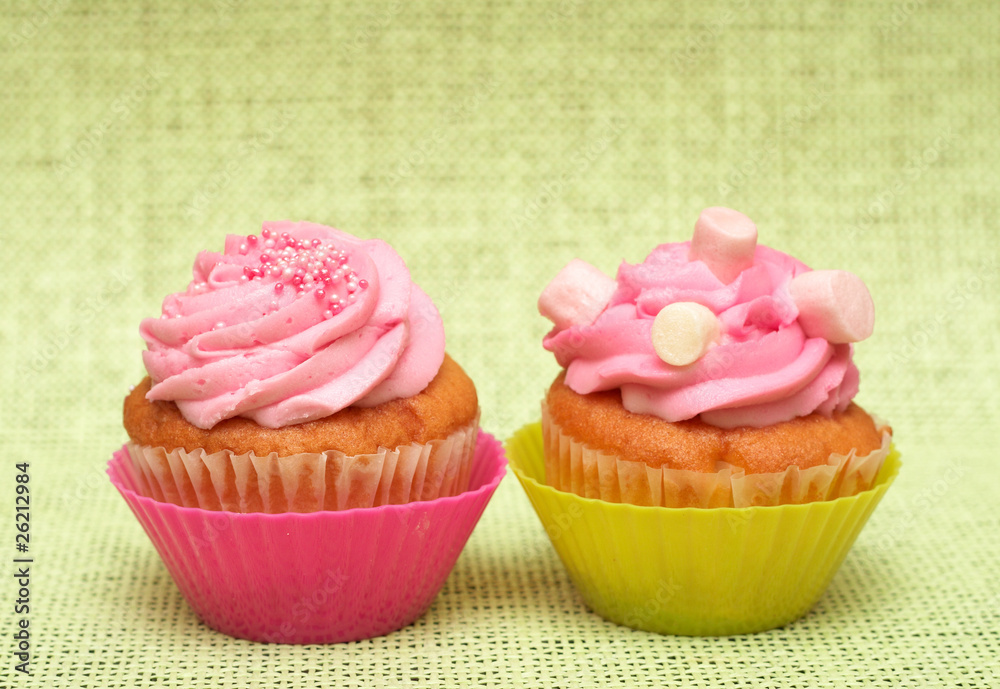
543, 242, 861, 428
140, 221, 445, 429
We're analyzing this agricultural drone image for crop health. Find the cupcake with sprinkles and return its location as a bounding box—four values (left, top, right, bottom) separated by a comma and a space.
110, 221, 507, 644
122, 221, 481, 512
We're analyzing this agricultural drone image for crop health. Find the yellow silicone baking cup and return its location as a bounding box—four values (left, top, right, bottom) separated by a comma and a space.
506, 421, 901, 636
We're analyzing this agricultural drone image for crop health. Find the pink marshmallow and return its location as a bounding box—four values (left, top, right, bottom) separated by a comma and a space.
689, 207, 758, 284
538, 259, 617, 330
789, 269, 875, 343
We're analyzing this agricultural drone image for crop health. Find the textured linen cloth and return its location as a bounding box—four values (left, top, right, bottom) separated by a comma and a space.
1, 0, 998, 686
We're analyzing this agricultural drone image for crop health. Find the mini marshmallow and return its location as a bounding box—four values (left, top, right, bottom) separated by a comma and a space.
689, 207, 758, 284
788, 269, 874, 343
651, 301, 721, 366
538, 259, 618, 330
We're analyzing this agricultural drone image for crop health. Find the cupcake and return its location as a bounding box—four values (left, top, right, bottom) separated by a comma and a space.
507, 207, 899, 635
111, 221, 506, 643
123, 220, 480, 513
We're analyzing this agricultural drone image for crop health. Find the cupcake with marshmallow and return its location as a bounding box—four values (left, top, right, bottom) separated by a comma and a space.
506, 207, 899, 635
537, 206, 890, 507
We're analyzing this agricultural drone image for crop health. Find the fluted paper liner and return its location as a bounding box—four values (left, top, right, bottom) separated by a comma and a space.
108, 431, 507, 644
127, 413, 479, 513
542, 404, 890, 508
507, 421, 900, 636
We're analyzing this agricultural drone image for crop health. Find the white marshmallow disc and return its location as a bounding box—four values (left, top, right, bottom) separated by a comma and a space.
651, 301, 721, 366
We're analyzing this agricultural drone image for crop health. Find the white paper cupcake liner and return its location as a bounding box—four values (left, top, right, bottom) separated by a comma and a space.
542, 404, 889, 508
127, 411, 480, 513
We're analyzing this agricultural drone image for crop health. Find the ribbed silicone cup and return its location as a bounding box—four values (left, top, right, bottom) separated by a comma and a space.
108, 431, 507, 644
506, 422, 900, 636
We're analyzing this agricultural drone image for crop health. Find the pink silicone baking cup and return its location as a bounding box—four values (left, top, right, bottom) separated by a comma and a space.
108, 431, 506, 644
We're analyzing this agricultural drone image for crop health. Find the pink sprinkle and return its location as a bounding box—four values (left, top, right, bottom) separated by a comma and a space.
243, 266, 254, 278
274, 282, 284, 294
315, 289, 326, 300
323, 310, 333, 319
269, 265, 281, 277
311, 238, 322, 248
330, 303, 343, 314
239, 243, 248, 254
261, 228, 272, 239
358, 279, 369, 289
247, 234, 259, 246
260, 253, 272, 264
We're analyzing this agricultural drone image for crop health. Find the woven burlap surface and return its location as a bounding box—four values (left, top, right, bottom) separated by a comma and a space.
2, 0, 998, 686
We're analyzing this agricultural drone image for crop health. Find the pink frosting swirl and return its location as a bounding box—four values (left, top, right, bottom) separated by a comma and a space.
140, 221, 445, 429
543, 242, 861, 428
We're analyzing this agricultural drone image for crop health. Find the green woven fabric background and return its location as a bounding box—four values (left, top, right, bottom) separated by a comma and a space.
2, 0, 999, 686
